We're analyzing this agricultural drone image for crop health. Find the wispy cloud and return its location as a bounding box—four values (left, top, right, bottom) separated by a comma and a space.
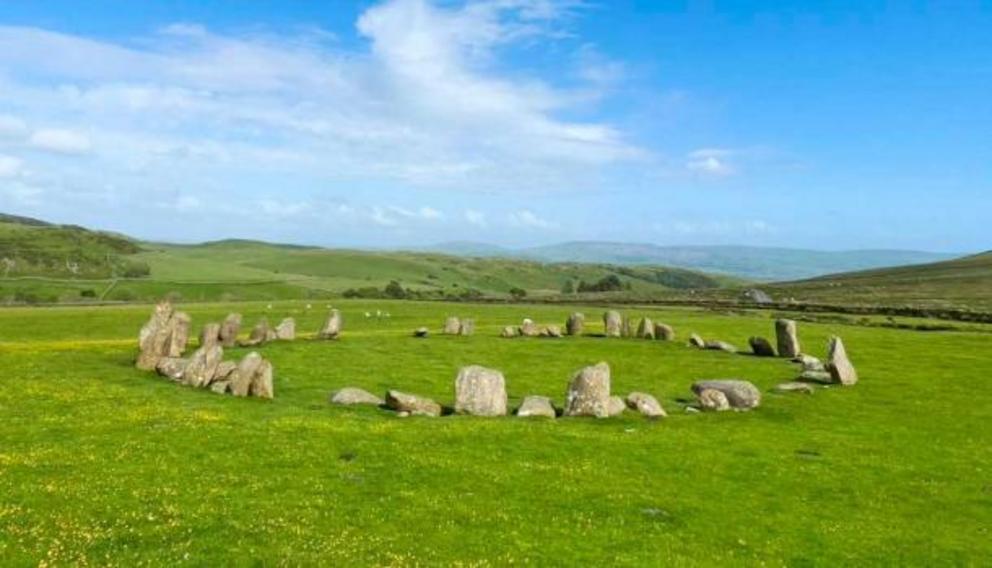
465, 209, 488, 227
508, 209, 557, 229
0, 155, 23, 178
686, 148, 735, 176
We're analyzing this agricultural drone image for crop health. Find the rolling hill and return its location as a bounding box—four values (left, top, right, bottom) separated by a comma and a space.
426, 240, 957, 280
764, 251, 992, 310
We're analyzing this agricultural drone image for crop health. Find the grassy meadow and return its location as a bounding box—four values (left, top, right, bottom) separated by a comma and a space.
1, 299, 989, 565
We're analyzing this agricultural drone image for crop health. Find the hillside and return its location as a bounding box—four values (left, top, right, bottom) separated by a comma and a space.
764, 251, 992, 310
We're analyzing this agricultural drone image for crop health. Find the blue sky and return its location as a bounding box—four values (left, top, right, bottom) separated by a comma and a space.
0, 0, 989, 252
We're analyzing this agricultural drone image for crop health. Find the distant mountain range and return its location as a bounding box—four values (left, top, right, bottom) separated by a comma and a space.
422, 241, 959, 281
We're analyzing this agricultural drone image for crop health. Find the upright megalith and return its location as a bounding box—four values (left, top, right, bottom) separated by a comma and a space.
500, 326, 518, 338
566, 313, 585, 336
219, 313, 242, 348
826, 336, 859, 386
199, 323, 221, 349
275, 318, 296, 341
228, 352, 273, 398
136, 300, 191, 371
319, 309, 342, 339
603, 311, 622, 337
443, 316, 461, 335
775, 319, 801, 358
565, 362, 612, 417
241, 319, 273, 347
454, 365, 508, 416
636, 317, 655, 339
458, 319, 475, 336
749, 337, 776, 357
620, 316, 634, 338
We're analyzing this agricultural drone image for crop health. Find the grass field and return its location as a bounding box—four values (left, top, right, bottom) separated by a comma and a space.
1, 300, 989, 565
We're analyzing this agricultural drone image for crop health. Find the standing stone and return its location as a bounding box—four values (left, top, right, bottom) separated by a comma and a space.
229, 352, 264, 397
565, 362, 611, 417
625, 392, 667, 418
443, 316, 461, 335
330, 387, 385, 406
520, 319, 539, 337
541, 325, 563, 338
213, 361, 237, 382
688, 333, 705, 348
776, 319, 801, 358
454, 365, 508, 416
826, 336, 858, 386
749, 337, 776, 357
691, 380, 762, 410
219, 313, 242, 348
242, 319, 271, 347
697, 388, 730, 412
565, 313, 585, 336
516, 396, 556, 418
385, 390, 442, 417
603, 311, 622, 338
637, 318, 655, 340
275, 318, 296, 341
136, 301, 189, 371
654, 323, 675, 341
182, 345, 224, 388
458, 319, 475, 336
249, 360, 274, 399
167, 312, 191, 357
620, 316, 634, 338
319, 309, 342, 339
199, 323, 221, 349
607, 396, 626, 417
500, 326, 518, 338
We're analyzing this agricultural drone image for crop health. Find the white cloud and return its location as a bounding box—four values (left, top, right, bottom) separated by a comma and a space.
28, 129, 92, 155
0, 115, 27, 138
418, 206, 443, 220
508, 208, 557, 229
686, 148, 734, 176
0, 155, 23, 178
370, 206, 399, 227
465, 209, 488, 227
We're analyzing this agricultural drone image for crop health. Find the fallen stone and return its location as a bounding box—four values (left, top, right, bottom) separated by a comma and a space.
705, 340, 738, 353
607, 396, 626, 417
385, 390, 442, 417
541, 325, 563, 338
689, 333, 705, 348
827, 336, 858, 386
776, 319, 801, 358
749, 336, 777, 357
773, 382, 815, 394
654, 323, 675, 341
691, 379, 761, 410
500, 325, 518, 338
625, 392, 667, 418
796, 354, 826, 372
565, 362, 611, 417
155, 357, 189, 381
520, 319, 540, 337
798, 370, 833, 384
330, 387, 385, 406
209, 381, 230, 395
696, 388, 730, 412
454, 365, 508, 416
516, 396, 556, 418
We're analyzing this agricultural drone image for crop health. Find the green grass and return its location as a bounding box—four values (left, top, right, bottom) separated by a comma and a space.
1, 300, 989, 564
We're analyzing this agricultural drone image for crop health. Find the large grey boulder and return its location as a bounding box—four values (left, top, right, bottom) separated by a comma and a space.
458, 319, 475, 336
199, 323, 221, 349
219, 313, 242, 348
182, 345, 224, 388
625, 392, 667, 418
705, 340, 738, 353
229, 352, 265, 397
654, 323, 675, 341
565, 362, 611, 417
443, 316, 461, 335
250, 360, 274, 399
691, 380, 762, 410
827, 336, 858, 386
776, 319, 801, 358
319, 309, 342, 339
749, 336, 776, 357
385, 390, 442, 417
330, 387, 385, 406
136, 301, 191, 371
636, 318, 655, 339
516, 396, 556, 418
603, 311, 622, 337
275, 318, 296, 341
155, 357, 189, 381
565, 313, 585, 336
796, 354, 826, 372
454, 365, 508, 416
